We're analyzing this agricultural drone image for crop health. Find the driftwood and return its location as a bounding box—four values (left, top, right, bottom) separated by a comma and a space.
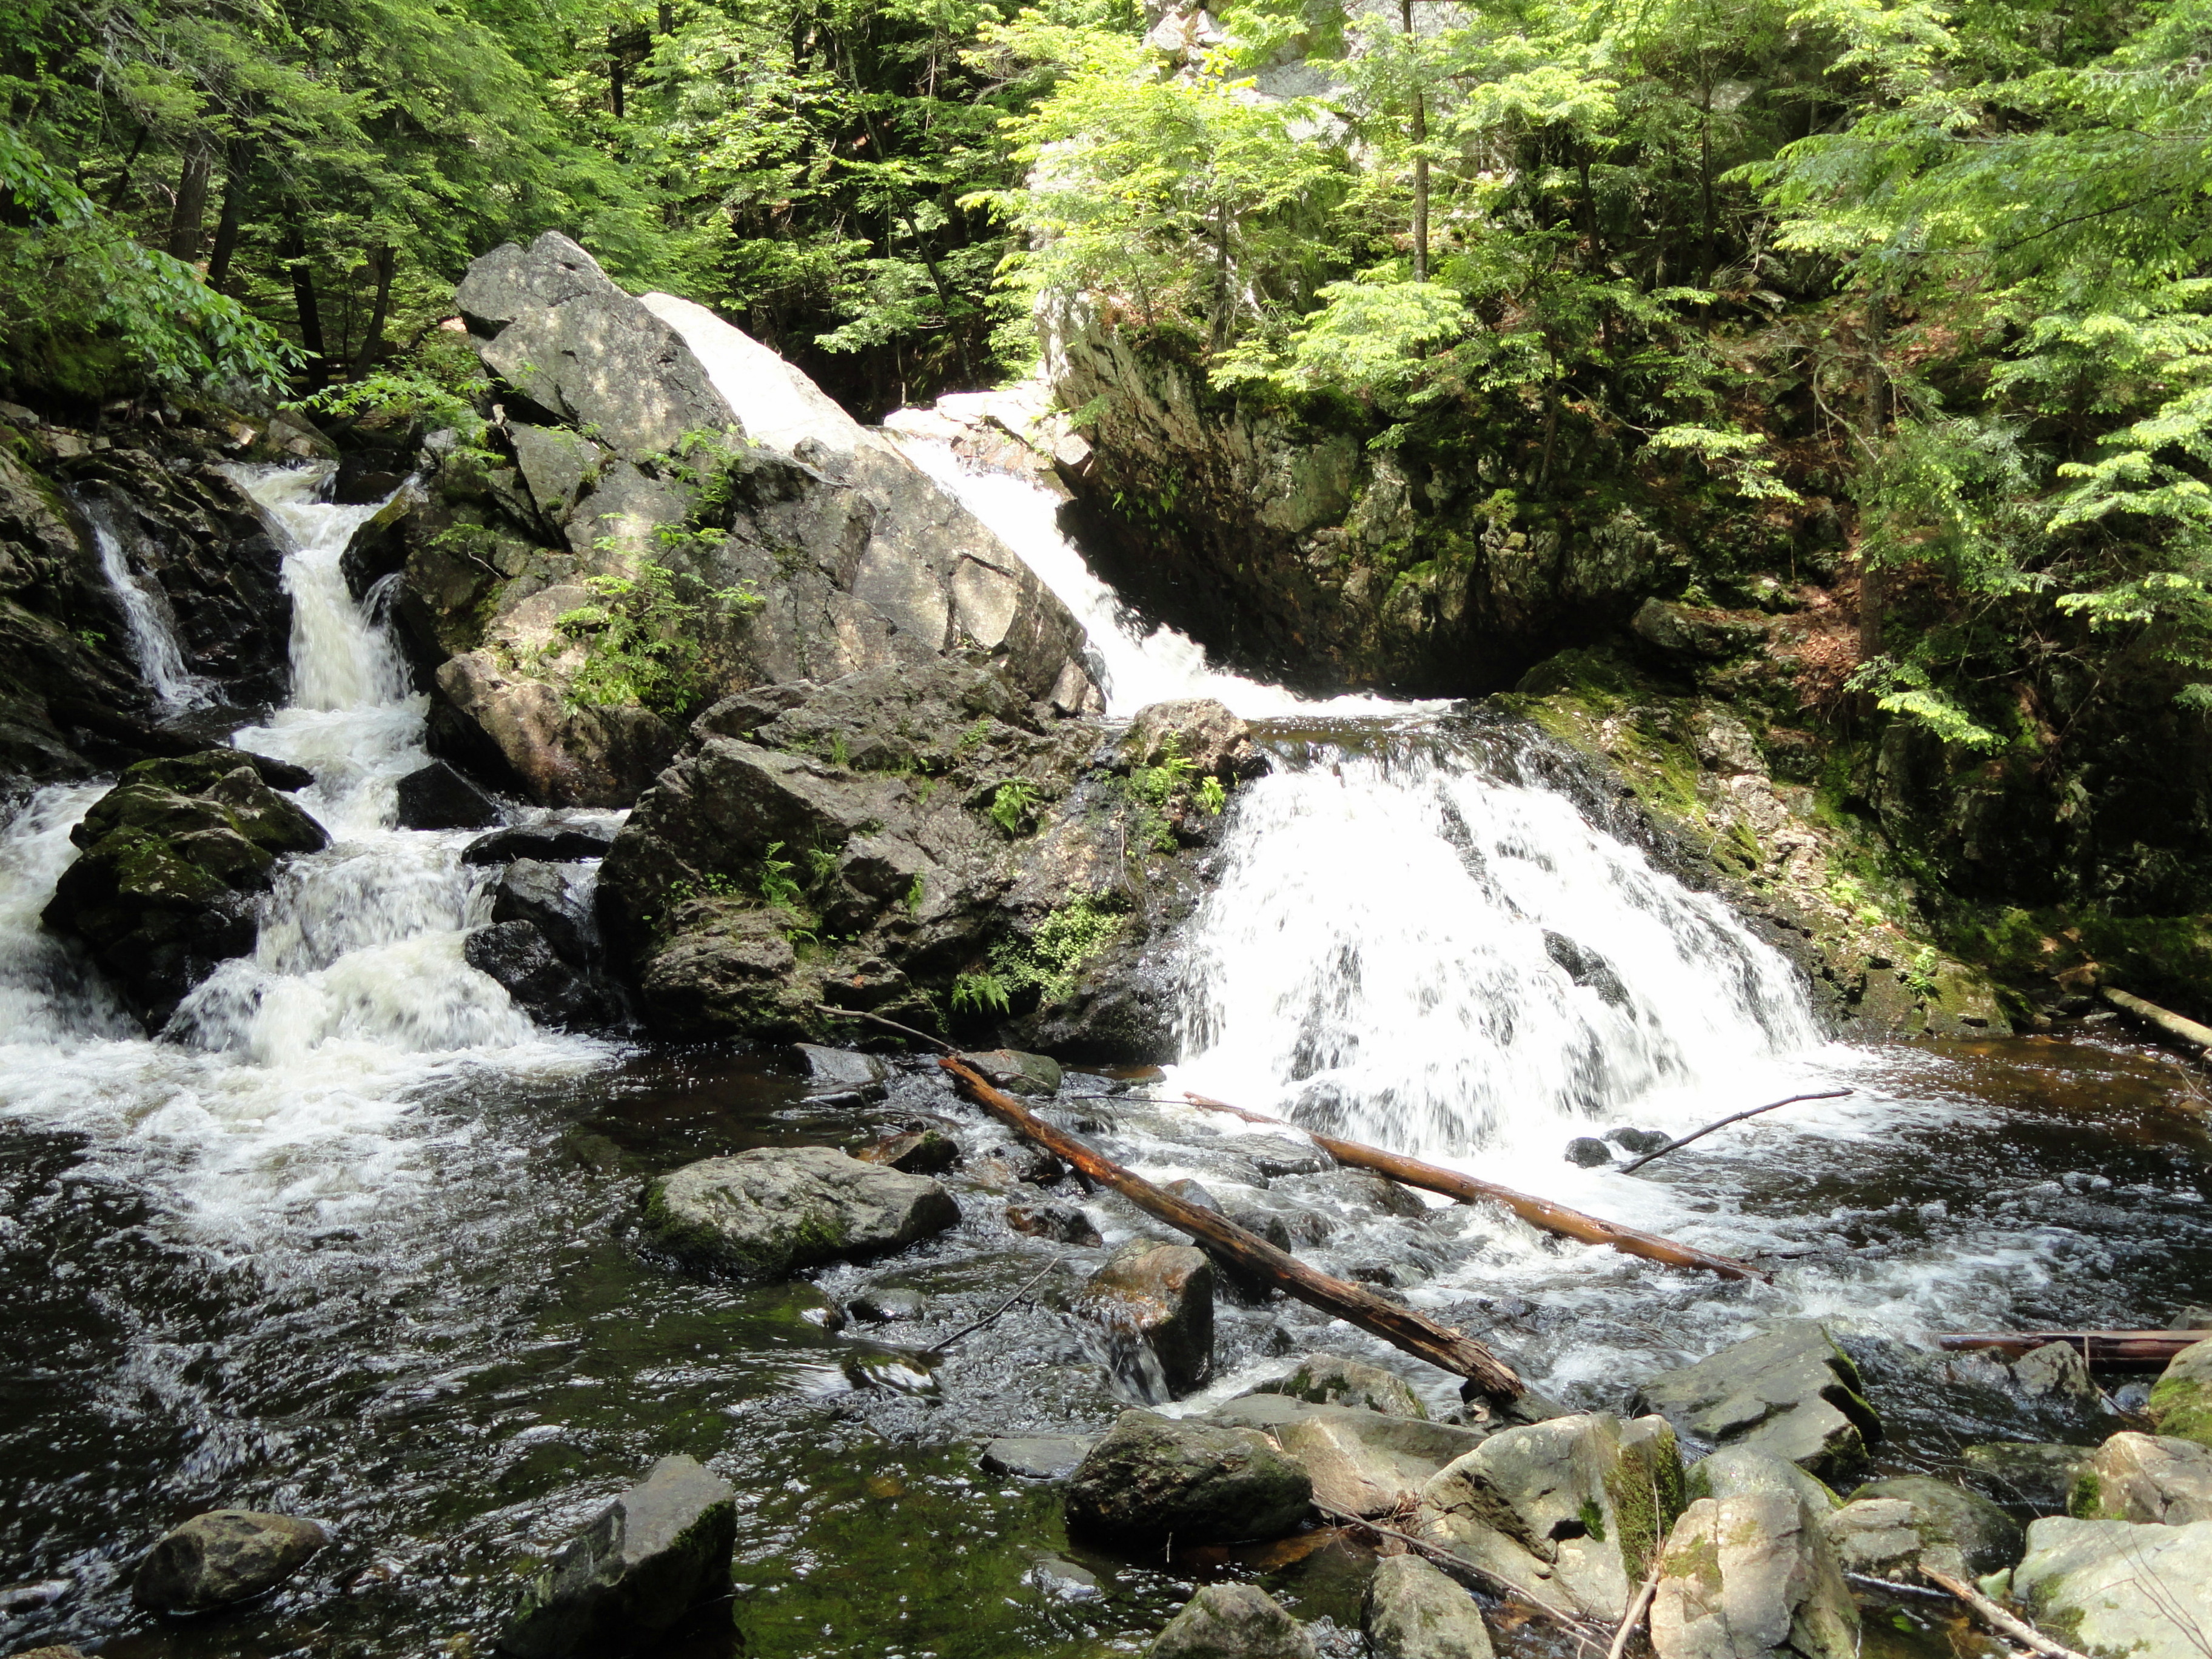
1938, 1330, 2212, 1366
1606, 1553, 1666, 1659
2102, 987, 2212, 1052
811, 1002, 951, 1050
1922, 1566, 2094, 1659
1181, 1093, 1769, 1284
940, 1056, 1527, 1403
1616, 1090, 1852, 1174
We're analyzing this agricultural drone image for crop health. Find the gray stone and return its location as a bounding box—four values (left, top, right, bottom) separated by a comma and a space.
2149, 1335, 2212, 1449
962, 1047, 1064, 1096
2009, 1340, 2106, 1412
1123, 699, 1262, 780
1607, 1127, 1673, 1155
1960, 1442, 2093, 1513
1631, 598, 1767, 661
508, 422, 601, 528
465, 920, 614, 1030
1635, 1321, 1879, 1480
789, 1043, 889, 1099
1075, 1238, 1214, 1399
397, 759, 502, 830
1248, 1352, 1428, 1419
1007, 1201, 1102, 1246
132, 1510, 328, 1612
1651, 1449, 1857, 1659
1064, 1409, 1312, 1546
492, 859, 597, 963
850, 1286, 929, 1322
1024, 1552, 1102, 1601
1564, 1136, 1615, 1167
434, 654, 682, 810
1150, 1583, 1318, 1659
984, 1436, 1090, 1480
1213, 1394, 1486, 1520
852, 1127, 959, 1175
641, 1145, 958, 1277
2009, 1517, 2212, 1659
1364, 1552, 1493, 1659
463, 823, 618, 865
1827, 1476, 2022, 1581
497, 1454, 736, 1658
2074, 1431, 2212, 1525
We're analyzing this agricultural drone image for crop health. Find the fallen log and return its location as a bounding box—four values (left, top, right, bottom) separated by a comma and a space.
939, 1056, 1527, 1404
1937, 1330, 2212, 1366
1181, 1093, 1770, 1284
1615, 1090, 1852, 1174
1922, 1566, 2093, 1659
2102, 987, 2212, 1052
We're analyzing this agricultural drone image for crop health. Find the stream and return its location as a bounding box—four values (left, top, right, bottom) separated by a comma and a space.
2, 449, 2210, 1658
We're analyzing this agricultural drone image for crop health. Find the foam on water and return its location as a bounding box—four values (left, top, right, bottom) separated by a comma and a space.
86, 510, 214, 710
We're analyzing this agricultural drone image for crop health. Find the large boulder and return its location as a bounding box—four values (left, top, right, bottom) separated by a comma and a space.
1634, 1322, 1879, 1481
132, 1510, 328, 1613
1074, 1238, 1215, 1400
497, 1454, 736, 1658
2072, 1431, 2212, 1525
1419, 1412, 1684, 1621
491, 859, 599, 963
43, 751, 328, 1024
1064, 1410, 1312, 1546
2008, 1518, 2212, 1659
1650, 1449, 1857, 1659
1247, 1352, 1429, 1419
395, 758, 501, 830
1364, 1552, 1493, 1659
640, 1146, 958, 1277
464, 919, 616, 1030
1826, 1476, 2022, 1581
1150, 1583, 1318, 1659
2149, 1336, 2212, 1449
1212, 1394, 1487, 1520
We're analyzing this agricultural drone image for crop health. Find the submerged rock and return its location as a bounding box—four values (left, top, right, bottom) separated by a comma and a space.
395, 759, 502, 830
132, 1510, 328, 1613
1651, 1448, 1857, 1659
1826, 1475, 2022, 1581
1150, 1583, 1317, 1659
640, 1145, 958, 1277
960, 1048, 1065, 1097
2007, 1517, 2212, 1659
849, 1285, 929, 1322
1074, 1238, 1214, 1399
2073, 1430, 2212, 1525
2149, 1336, 2212, 1448
1960, 1442, 2092, 1513
1248, 1351, 1429, 1419
461, 822, 617, 865
1364, 1552, 1493, 1659
497, 1454, 736, 1658
789, 1042, 890, 1101
1564, 1136, 1614, 1167
984, 1436, 1090, 1480
1635, 1321, 1879, 1480
1064, 1409, 1312, 1546
1007, 1200, 1102, 1245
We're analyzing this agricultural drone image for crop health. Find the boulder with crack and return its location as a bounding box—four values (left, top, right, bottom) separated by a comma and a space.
1650, 1447, 1857, 1659
1635, 1321, 1880, 1480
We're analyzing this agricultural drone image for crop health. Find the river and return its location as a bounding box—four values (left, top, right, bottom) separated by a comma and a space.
1, 444, 2208, 1657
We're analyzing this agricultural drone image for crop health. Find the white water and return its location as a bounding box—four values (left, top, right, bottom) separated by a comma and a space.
88, 514, 213, 710
0, 464, 603, 1247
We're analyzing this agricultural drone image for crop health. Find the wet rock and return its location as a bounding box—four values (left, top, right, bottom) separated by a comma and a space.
1248, 1352, 1428, 1419
1024, 1552, 1102, 1601
1150, 1583, 1316, 1659
1421, 1411, 1684, 1621
640, 1145, 959, 1277
0, 1580, 70, 1614
492, 859, 597, 963
1007, 1201, 1102, 1246
962, 1048, 1065, 1097
1635, 1321, 1879, 1480
2006, 1517, 2212, 1658
497, 1453, 736, 1658
789, 1042, 890, 1101
1064, 1409, 1312, 1546
972, 1142, 1068, 1187
850, 1286, 929, 1322
1213, 1394, 1488, 1519
1364, 1552, 1493, 1659
463, 823, 617, 865
1827, 1476, 2023, 1581
465, 920, 615, 1029
1606, 1127, 1672, 1155
1651, 1447, 1857, 1659
9, 1647, 87, 1659
1122, 700, 1264, 782
1074, 1238, 1214, 1398
396, 759, 502, 830
853, 1127, 959, 1175
2149, 1335, 2212, 1448
2008, 1339, 2106, 1413
1960, 1442, 2091, 1513
984, 1436, 1091, 1480
2073, 1431, 2212, 1524
1564, 1137, 1614, 1167
132, 1510, 329, 1613
844, 1347, 940, 1393
42, 751, 330, 1024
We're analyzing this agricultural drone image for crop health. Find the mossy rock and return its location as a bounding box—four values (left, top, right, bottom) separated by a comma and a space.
2148, 1338, 2212, 1449
639, 1145, 958, 1279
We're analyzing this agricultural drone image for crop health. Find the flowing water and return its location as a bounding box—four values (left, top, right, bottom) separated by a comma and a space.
2, 451, 2210, 1657
87, 510, 215, 712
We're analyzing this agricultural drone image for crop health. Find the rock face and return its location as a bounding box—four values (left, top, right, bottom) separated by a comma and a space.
2149, 1336, 2212, 1449
1635, 1322, 1879, 1480
1064, 1409, 1312, 1546
1826, 1476, 2023, 1581
132, 1510, 328, 1612
640, 1146, 958, 1277
1150, 1583, 1318, 1659
1651, 1449, 1857, 1659
2008, 1517, 2212, 1659
407, 232, 1090, 807
1074, 1238, 1215, 1399
1364, 1553, 1493, 1659
1249, 1352, 1428, 1419
497, 1454, 736, 1659
42, 751, 329, 1024
2073, 1431, 2212, 1525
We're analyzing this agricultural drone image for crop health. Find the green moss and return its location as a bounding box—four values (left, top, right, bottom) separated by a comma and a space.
2147, 1375, 2212, 1449
2066, 1469, 2106, 1519
1609, 1423, 1686, 1578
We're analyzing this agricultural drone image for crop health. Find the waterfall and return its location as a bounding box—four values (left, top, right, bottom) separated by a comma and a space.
87, 511, 214, 710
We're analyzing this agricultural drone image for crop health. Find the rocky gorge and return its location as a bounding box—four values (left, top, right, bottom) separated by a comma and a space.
1, 230, 2211, 1659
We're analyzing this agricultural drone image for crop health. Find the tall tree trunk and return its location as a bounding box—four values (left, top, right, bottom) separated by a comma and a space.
206, 140, 255, 293
1699, 90, 1717, 287
609, 27, 626, 117
1402, 0, 1428, 281
105, 127, 147, 212
1858, 289, 1888, 657
356, 245, 395, 373
284, 220, 326, 386
166, 144, 214, 262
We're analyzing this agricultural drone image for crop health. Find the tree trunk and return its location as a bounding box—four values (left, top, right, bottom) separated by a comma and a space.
206, 141, 255, 294
1858, 290, 1888, 656
1402, 0, 1428, 282
357, 244, 395, 373
284, 220, 326, 386
106, 127, 147, 212
166, 144, 214, 263
610, 27, 627, 117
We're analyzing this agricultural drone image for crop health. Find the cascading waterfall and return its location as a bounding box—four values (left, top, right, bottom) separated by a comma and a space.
86, 510, 213, 711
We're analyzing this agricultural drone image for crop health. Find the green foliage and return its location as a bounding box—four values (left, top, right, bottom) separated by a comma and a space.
552, 560, 762, 715
1196, 775, 1227, 816
756, 842, 805, 910
986, 779, 1040, 836
951, 893, 1124, 1019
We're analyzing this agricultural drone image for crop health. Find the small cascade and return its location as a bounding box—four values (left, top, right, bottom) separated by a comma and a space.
86, 511, 213, 710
